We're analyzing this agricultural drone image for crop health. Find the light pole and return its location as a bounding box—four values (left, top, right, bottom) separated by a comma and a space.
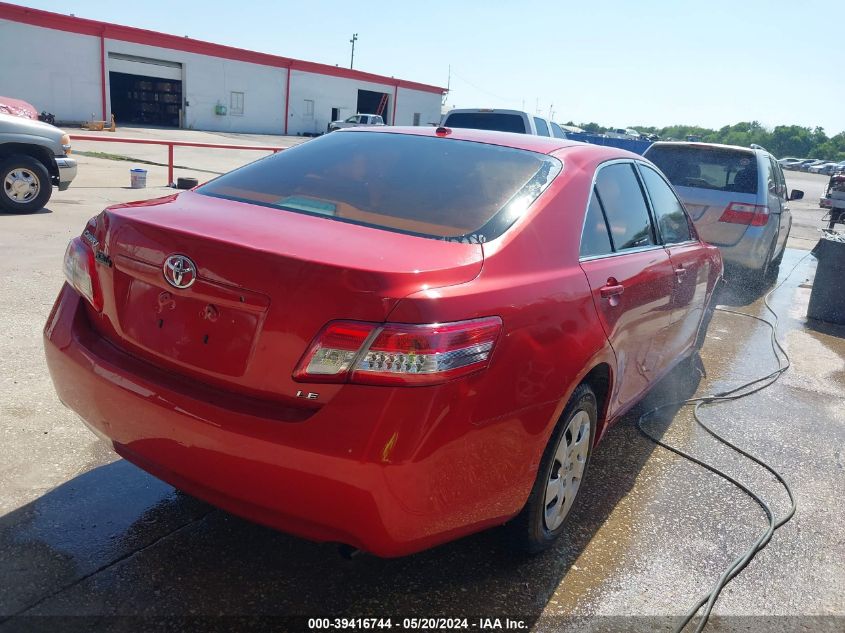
350, 33, 358, 69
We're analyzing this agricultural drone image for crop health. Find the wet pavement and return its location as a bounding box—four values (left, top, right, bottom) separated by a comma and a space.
1, 147, 844, 632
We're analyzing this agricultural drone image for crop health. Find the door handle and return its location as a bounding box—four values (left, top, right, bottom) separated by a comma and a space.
600, 283, 625, 298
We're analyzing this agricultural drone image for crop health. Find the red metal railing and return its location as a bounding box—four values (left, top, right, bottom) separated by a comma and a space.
68, 135, 284, 186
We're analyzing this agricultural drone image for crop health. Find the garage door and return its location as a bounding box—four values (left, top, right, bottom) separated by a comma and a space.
108, 53, 183, 127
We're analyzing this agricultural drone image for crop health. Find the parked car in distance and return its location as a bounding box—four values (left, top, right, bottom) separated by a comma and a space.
0, 112, 77, 213
46, 127, 722, 557
810, 161, 845, 175
604, 128, 644, 140
644, 142, 801, 280
441, 108, 558, 137
790, 159, 816, 170
799, 159, 827, 171
327, 113, 384, 132
778, 157, 806, 169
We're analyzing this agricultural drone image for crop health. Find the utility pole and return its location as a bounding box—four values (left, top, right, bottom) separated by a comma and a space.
349, 33, 358, 69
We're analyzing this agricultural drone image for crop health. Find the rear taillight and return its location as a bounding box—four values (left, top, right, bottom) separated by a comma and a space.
294, 317, 502, 386
719, 202, 770, 226
63, 237, 102, 311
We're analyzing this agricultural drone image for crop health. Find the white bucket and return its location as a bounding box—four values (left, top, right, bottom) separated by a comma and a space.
129, 168, 147, 189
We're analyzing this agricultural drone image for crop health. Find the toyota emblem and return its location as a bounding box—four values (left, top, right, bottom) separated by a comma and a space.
163, 254, 197, 289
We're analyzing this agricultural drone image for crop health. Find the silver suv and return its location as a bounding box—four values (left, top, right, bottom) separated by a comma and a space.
0, 112, 77, 213
644, 142, 802, 278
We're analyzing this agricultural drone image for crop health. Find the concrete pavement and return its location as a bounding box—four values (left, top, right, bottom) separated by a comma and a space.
0, 134, 843, 631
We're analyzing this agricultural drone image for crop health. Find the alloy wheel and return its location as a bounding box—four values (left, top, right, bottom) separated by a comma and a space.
3, 168, 41, 203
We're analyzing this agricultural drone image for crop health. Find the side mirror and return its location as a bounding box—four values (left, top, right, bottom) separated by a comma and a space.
789, 189, 804, 201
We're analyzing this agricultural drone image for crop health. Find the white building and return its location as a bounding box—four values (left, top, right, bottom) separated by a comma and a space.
0, 3, 445, 135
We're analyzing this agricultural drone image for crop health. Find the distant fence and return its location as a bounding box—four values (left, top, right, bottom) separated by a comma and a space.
566, 133, 653, 155
69, 135, 284, 185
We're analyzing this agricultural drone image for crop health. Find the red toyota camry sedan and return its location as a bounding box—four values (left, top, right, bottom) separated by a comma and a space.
45, 127, 721, 556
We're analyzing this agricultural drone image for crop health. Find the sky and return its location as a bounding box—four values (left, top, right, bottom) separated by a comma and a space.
16, 0, 845, 134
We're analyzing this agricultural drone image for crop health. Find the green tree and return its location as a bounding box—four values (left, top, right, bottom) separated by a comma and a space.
562, 119, 841, 158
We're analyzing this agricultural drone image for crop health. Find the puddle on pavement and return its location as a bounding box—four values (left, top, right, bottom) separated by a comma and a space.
543, 248, 836, 617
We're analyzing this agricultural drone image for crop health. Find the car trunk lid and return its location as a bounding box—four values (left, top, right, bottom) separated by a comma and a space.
87, 191, 484, 401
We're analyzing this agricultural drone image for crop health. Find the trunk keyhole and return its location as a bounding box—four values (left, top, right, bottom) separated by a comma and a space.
157, 319, 164, 328
203, 334, 209, 344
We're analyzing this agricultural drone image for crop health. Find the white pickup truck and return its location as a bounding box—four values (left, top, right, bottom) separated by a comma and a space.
440, 108, 566, 138
0, 112, 77, 213
327, 114, 385, 133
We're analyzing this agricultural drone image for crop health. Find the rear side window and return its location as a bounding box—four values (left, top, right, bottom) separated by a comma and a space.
550, 122, 567, 139
580, 190, 613, 257
594, 163, 655, 250
646, 146, 759, 194
198, 131, 561, 242
534, 117, 550, 137
443, 112, 527, 134
639, 165, 692, 243
768, 156, 786, 198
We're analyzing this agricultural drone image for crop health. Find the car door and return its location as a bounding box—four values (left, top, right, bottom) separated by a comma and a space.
637, 163, 709, 359
579, 161, 675, 415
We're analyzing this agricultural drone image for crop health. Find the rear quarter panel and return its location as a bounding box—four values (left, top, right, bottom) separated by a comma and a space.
383, 151, 615, 517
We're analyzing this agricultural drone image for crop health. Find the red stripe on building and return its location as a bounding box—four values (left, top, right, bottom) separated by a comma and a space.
99, 33, 106, 119
0, 2, 446, 95
283, 69, 292, 135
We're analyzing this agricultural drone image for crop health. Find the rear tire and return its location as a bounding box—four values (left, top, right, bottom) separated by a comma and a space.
766, 246, 784, 282
741, 239, 780, 293
0, 155, 52, 213
507, 383, 596, 553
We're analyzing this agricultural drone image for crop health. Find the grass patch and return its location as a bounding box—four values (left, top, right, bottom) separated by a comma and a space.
75, 151, 221, 175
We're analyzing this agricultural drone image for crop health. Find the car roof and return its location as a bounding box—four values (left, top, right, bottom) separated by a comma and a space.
647, 141, 760, 155
341, 125, 641, 159
444, 108, 530, 116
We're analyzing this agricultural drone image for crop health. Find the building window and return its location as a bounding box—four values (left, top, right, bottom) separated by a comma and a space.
230, 91, 244, 116
413, 112, 421, 126
304, 99, 314, 118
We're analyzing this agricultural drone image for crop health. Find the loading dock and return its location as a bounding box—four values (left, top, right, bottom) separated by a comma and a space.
108, 53, 183, 127
357, 89, 390, 122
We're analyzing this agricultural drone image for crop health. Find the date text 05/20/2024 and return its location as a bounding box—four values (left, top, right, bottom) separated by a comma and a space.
307, 618, 528, 630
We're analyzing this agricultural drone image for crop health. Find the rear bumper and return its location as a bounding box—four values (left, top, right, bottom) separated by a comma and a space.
713, 223, 776, 271
44, 285, 546, 556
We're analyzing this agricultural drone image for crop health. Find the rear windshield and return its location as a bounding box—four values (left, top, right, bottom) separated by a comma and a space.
646, 146, 758, 194
197, 131, 560, 242
442, 112, 528, 134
